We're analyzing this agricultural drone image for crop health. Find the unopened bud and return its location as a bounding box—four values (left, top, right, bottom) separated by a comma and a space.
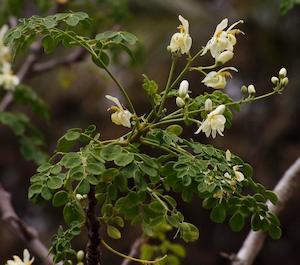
224, 172, 231, 179
77, 250, 85, 261
178, 80, 189, 98
241, 85, 248, 94
271, 76, 279, 85
176, 97, 185, 108
76, 194, 84, 200
247, 84, 256, 95
225, 149, 231, 161
279, 68, 287, 78
204, 98, 213, 112
282, 77, 289, 86
216, 50, 234, 64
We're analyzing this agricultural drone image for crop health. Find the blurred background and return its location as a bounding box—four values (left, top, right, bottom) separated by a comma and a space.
0, 0, 299, 264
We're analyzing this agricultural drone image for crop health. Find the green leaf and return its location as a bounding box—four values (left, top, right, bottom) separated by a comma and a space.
37, 162, 52, 173
60, 153, 81, 168
210, 204, 226, 223
166, 125, 183, 136
180, 222, 199, 242
268, 225, 282, 239
86, 162, 105, 175
66, 15, 80, 26
63, 201, 85, 226
47, 177, 64, 189
96, 31, 119, 41
52, 191, 69, 207
120, 31, 138, 45
107, 225, 121, 239
77, 179, 90, 195
64, 131, 81, 141
100, 145, 122, 161
114, 153, 134, 167
265, 190, 278, 205
41, 187, 52, 200
229, 212, 245, 232
139, 163, 158, 177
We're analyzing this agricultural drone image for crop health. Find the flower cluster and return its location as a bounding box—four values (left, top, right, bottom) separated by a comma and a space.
5, 249, 34, 265
0, 25, 19, 91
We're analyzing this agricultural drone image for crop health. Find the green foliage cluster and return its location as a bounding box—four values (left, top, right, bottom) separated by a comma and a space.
5, 11, 284, 264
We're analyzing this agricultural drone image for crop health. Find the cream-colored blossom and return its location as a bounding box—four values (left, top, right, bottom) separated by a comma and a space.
195, 104, 226, 138
105, 95, 133, 128
202, 67, 237, 89
0, 24, 11, 63
233, 165, 245, 182
6, 249, 34, 265
168, 15, 192, 54
202, 18, 243, 61
178, 79, 189, 97
0, 62, 19, 90
216, 50, 234, 64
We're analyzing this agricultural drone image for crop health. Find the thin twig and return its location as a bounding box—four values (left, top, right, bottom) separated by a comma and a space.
0, 184, 52, 265
231, 157, 300, 265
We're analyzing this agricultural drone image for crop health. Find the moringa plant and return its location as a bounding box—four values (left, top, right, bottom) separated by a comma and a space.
4, 12, 288, 265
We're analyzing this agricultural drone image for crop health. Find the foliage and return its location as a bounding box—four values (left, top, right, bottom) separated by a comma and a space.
280, 0, 300, 14
4, 11, 288, 264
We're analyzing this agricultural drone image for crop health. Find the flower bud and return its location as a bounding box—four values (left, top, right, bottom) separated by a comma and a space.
204, 98, 213, 112
279, 68, 287, 78
271, 76, 279, 85
282, 77, 289, 86
77, 250, 85, 261
216, 50, 234, 64
176, 97, 185, 108
241, 85, 248, 94
76, 194, 84, 200
247, 84, 256, 95
225, 149, 231, 161
178, 80, 189, 97
224, 172, 231, 179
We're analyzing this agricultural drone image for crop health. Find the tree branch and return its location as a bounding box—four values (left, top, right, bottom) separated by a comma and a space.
231, 157, 300, 265
86, 185, 101, 265
121, 237, 147, 265
0, 184, 52, 265
32, 48, 87, 74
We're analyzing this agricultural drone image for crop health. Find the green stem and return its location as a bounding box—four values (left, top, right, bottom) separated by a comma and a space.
101, 239, 167, 264
52, 28, 136, 114
157, 58, 177, 117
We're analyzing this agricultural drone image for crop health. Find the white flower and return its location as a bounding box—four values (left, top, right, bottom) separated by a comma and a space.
0, 24, 11, 63
0, 62, 19, 90
202, 67, 237, 89
195, 104, 226, 138
168, 15, 192, 54
233, 165, 245, 182
202, 18, 243, 61
6, 249, 34, 265
105, 95, 133, 128
216, 50, 234, 64
178, 80, 189, 97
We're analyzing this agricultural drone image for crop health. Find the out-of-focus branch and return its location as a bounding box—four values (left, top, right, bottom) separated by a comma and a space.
121, 237, 147, 265
32, 48, 87, 74
231, 157, 300, 265
0, 184, 52, 265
